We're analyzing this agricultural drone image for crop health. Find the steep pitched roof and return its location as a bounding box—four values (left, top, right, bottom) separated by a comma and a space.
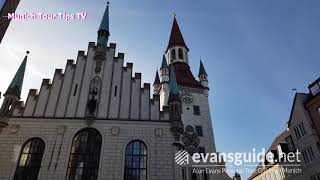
160, 54, 169, 70
153, 70, 160, 85
97, 2, 110, 46
172, 62, 206, 89
287, 93, 310, 127
5, 52, 28, 98
99, 2, 109, 32
166, 16, 188, 51
198, 60, 207, 77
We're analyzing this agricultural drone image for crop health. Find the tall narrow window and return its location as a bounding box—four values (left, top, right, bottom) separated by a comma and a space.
124, 140, 147, 180
114, 85, 118, 97
74, 84, 78, 96
171, 49, 176, 60
195, 126, 203, 137
178, 48, 183, 59
14, 138, 45, 180
193, 106, 200, 115
66, 128, 102, 180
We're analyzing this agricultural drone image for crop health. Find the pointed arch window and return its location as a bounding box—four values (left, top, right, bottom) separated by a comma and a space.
178, 48, 183, 59
66, 128, 102, 180
171, 49, 176, 60
13, 138, 45, 180
124, 140, 147, 180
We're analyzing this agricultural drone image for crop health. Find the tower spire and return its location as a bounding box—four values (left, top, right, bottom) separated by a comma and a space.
166, 15, 188, 52
198, 59, 207, 77
160, 54, 169, 70
97, 2, 110, 46
5, 51, 29, 98
153, 70, 160, 85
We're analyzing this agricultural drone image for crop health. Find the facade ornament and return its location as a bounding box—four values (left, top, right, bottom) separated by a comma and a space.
155, 128, 163, 137
9, 124, 20, 134
181, 125, 200, 155
56, 125, 66, 134
87, 76, 101, 118
111, 127, 120, 136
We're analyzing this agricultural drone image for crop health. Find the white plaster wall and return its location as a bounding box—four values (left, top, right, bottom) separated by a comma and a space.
45, 72, 63, 117
66, 53, 86, 118
55, 63, 75, 118
108, 57, 124, 119
180, 89, 216, 153
119, 67, 132, 119
97, 48, 115, 119
150, 97, 160, 120
160, 83, 169, 111
130, 78, 141, 119
34, 82, 51, 117
140, 87, 150, 120
76, 47, 95, 118
23, 91, 38, 117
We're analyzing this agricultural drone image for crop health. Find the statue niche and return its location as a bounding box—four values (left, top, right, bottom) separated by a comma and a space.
86, 76, 101, 118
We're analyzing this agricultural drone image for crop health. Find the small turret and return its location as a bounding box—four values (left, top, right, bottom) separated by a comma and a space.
153, 70, 160, 94
160, 54, 169, 82
168, 65, 183, 141
198, 59, 209, 96
159, 55, 170, 109
0, 51, 28, 115
97, 2, 110, 46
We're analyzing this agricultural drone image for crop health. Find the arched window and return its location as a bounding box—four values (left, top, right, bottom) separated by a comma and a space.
66, 128, 102, 180
171, 49, 176, 60
13, 138, 45, 180
124, 140, 147, 180
178, 48, 183, 59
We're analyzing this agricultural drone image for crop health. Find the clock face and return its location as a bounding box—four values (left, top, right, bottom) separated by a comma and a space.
180, 89, 193, 103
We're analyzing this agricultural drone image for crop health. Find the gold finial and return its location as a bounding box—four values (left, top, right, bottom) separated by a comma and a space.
107, 1, 110, 5
26, 51, 30, 55
173, 13, 176, 18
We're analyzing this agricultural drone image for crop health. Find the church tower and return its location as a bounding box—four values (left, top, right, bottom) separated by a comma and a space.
159, 15, 223, 180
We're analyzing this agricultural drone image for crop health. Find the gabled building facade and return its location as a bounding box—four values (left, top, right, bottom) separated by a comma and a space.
286, 81, 320, 180
0, 3, 233, 180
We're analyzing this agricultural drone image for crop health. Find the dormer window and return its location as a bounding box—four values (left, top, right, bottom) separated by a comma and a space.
171, 49, 176, 60
178, 48, 183, 59
309, 80, 320, 95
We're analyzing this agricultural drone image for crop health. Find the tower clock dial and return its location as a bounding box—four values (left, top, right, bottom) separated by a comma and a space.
180, 89, 193, 103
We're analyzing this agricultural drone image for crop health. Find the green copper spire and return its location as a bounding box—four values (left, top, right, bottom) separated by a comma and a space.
97, 2, 110, 46
169, 65, 180, 102
160, 54, 169, 70
5, 51, 29, 98
198, 59, 207, 77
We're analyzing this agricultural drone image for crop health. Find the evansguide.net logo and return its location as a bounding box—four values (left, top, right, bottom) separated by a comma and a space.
175, 148, 302, 166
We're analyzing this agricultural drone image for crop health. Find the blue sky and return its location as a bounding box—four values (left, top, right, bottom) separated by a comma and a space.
0, 0, 4, 9
0, 0, 320, 178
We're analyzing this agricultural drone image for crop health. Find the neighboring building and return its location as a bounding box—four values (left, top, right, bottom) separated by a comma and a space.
0, 3, 233, 180
305, 78, 320, 141
287, 85, 320, 179
0, 0, 20, 44
249, 131, 302, 180
250, 77, 320, 180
